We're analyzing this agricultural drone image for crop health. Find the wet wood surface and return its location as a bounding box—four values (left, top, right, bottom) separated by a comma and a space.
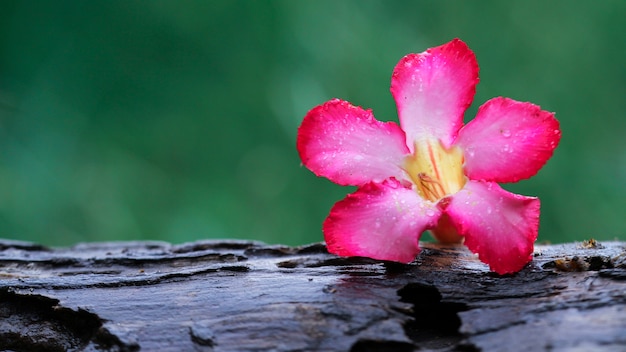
0, 238, 625, 351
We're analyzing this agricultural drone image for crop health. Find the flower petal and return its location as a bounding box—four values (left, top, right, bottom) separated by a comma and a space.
297, 99, 410, 186
444, 181, 540, 274
390, 38, 479, 149
456, 97, 561, 183
324, 178, 441, 263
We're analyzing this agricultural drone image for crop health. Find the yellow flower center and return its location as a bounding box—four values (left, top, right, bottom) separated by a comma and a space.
404, 139, 466, 202
404, 139, 466, 243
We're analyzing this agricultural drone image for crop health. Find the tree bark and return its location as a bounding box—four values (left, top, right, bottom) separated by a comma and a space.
0, 238, 625, 351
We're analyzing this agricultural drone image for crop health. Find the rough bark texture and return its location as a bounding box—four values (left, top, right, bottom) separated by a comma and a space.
0, 238, 625, 351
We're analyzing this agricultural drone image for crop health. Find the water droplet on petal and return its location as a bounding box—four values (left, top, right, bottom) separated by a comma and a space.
501, 129, 512, 138
501, 144, 514, 153
426, 208, 436, 217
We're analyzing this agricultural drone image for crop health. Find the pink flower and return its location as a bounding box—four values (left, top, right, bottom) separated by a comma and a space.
296, 39, 561, 274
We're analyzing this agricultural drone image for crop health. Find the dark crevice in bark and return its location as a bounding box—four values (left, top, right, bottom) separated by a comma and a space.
0, 288, 135, 352
350, 339, 415, 352
397, 283, 468, 349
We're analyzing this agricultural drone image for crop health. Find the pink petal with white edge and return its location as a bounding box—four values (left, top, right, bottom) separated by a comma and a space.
444, 180, 540, 274
324, 178, 441, 263
297, 99, 410, 186
391, 38, 479, 149
456, 97, 561, 183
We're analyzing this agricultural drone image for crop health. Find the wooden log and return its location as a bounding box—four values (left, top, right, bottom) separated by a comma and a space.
0, 238, 625, 351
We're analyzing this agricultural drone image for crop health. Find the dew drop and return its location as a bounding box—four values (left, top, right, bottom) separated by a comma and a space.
425, 208, 436, 217
501, 144, 514, 153
501, 129, 512, 138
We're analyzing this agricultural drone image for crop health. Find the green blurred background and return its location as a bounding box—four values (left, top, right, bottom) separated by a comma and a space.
0, 0, 624, 247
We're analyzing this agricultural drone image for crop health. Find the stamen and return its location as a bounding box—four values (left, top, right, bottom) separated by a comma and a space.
404, 139, 466, 202
417, 172, 446, 201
